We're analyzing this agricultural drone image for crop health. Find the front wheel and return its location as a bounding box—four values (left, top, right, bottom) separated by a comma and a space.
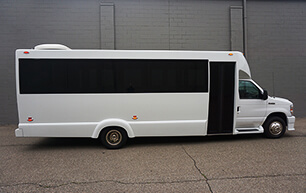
100, 127, 127, 149
263, 116, 286, 138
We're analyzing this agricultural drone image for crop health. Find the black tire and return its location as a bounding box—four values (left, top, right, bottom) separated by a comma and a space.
263, 116, 286, 138
100, 127, 127, 149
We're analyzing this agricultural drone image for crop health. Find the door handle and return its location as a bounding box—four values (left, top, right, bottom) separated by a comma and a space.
237, 106, 240, 114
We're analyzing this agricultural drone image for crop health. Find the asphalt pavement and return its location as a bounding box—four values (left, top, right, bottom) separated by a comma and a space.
0, 118, 305, 192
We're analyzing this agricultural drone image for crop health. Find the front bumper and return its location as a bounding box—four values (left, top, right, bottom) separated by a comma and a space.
287, 116, 295, 131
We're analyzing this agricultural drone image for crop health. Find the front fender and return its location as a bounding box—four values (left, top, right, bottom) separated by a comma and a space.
91, 119, 135, 138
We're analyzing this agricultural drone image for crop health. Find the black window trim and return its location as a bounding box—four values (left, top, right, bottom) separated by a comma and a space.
19, 58, 209, 94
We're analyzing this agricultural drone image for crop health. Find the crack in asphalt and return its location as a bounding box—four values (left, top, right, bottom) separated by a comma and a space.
1, 173, 305, 189
209, 173, 306, 181
0, 179, 204, 189
287, 135, 306, 137
0, 134, 304, 148
180, 145, 306, 193
181, 145, 214, 193
0, 144, 33, 147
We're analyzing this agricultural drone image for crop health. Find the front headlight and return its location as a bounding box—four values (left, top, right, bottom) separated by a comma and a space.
290, 105, 294, 115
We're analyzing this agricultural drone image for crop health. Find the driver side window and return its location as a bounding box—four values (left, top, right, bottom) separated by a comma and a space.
239, 80, 261, 99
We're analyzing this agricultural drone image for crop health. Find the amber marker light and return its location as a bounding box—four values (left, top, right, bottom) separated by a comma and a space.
228, 53, 233, 56
290, 105, 294, 115
132, 115, 138, 120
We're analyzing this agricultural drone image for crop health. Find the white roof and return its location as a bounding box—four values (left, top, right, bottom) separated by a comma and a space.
17, 44, 251, 78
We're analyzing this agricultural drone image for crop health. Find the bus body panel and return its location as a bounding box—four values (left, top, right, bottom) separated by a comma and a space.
17, 45, 295, 141
17, 93, 209, 137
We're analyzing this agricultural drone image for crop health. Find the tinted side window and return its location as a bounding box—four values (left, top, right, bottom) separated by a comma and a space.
19, 59, 208, 94
239, 80, 261, 99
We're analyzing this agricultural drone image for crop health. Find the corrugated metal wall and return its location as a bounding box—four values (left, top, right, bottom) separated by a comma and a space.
0, 0, 305, 124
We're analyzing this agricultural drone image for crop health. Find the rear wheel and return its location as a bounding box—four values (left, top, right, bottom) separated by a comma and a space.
263, 116, 286, 138
100, 127, 127, 149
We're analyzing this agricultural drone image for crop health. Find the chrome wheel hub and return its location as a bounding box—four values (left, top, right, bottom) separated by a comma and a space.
106, 130, 122, 145
269, 121, 283, 135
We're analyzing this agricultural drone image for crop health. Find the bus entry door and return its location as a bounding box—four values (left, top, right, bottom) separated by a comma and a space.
207, 62, 236, 134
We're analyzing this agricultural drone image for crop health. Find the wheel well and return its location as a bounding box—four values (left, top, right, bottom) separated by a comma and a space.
98, 126, 128, 138
264, 113, 287, 126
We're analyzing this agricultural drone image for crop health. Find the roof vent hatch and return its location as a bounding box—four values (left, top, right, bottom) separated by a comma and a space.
34, 44, 71, 50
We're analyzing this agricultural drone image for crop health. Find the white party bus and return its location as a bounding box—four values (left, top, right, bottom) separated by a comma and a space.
15, 44, 295, 148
